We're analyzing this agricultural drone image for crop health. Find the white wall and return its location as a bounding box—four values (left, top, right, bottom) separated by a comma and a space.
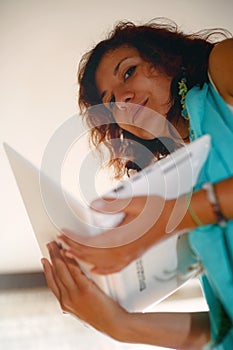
1, 0, 233, 273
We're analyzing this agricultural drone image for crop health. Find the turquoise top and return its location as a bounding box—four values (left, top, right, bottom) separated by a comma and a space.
186, 82, 233, 349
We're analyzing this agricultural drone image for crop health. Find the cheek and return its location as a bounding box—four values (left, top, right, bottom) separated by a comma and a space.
151, 79, 172, 106
145, 68, 172, 98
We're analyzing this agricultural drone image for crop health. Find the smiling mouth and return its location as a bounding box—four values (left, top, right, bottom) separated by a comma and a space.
132, 99, 148, 124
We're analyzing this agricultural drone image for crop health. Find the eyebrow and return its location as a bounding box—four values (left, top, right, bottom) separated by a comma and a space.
100, 57, 129, 101
114, 56, 128, 75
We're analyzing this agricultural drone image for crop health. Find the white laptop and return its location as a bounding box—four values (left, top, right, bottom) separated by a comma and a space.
4, 134, 211, 312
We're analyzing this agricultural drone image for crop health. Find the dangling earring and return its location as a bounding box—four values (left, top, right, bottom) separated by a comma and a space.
178, 68, 195, 141
178, 69, 189, 120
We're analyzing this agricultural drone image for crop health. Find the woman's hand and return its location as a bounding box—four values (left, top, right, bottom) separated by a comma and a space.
58, 195, 190, 274
42, 241, 210, 348
42, 241, 130, 338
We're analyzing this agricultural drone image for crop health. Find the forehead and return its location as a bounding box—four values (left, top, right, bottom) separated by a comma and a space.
100, 45, 139, 64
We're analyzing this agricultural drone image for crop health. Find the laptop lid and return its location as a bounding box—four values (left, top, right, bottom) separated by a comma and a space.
4, 134, 211, 311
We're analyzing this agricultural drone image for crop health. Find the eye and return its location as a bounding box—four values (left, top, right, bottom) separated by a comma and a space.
124, 66, 136, 81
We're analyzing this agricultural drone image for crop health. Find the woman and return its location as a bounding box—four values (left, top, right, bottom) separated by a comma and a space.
42, 20, 233, 349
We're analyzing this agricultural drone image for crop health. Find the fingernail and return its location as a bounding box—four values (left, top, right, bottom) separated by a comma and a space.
65, 251, 75, 260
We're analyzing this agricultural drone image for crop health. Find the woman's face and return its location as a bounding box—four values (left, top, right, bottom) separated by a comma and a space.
95, 46, 173, 139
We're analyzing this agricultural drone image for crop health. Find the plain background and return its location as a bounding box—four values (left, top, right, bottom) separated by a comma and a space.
1, 0, 233, 273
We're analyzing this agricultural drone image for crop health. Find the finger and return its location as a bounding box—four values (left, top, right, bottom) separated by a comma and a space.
91, 196, 146, 215
64, 248, 119, 274
47, 242, 77, 290
41, 258, 60, 299
62, 195, 155, 248
63, 254, 93, 290
64, 249, 94, 264
59, 235, 111, 261
58, 236, 96, 262
58, 235, 85, 250
90, 263, 127, 275
58, 234, 102, 253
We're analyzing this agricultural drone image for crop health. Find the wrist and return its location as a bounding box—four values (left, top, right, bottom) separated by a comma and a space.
112, 311, 153, 344
165, 196, 196, 234
177, 187, 220, 231
109, 310, 135, 342
116, 311, 194, 348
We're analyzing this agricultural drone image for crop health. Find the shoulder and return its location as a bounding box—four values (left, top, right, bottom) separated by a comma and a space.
208, 38, 233, 105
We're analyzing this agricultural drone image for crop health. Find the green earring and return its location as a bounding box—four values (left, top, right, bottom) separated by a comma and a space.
178, 71, 195, 140
178, 76, 189, 120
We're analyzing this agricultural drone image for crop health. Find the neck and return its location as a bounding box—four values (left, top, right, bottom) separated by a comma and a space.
172, 116, 190, 143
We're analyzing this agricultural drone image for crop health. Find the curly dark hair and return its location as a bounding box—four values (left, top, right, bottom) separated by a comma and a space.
77, 18, 231, 178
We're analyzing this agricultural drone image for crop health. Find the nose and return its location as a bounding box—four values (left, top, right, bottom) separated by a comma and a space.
115, 89, 134, 110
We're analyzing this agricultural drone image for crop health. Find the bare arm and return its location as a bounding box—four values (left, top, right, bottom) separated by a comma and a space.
42, 242, 210, 349
120, 311, 210, 349
59, 176, 233, 274
209, 38, 233, 105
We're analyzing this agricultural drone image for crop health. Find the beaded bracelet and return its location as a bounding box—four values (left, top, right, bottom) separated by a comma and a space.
202, 182, 227, 228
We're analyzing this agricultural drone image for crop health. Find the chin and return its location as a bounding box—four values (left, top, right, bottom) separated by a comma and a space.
129, 126, 157, 140
138, 133, 156, 140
